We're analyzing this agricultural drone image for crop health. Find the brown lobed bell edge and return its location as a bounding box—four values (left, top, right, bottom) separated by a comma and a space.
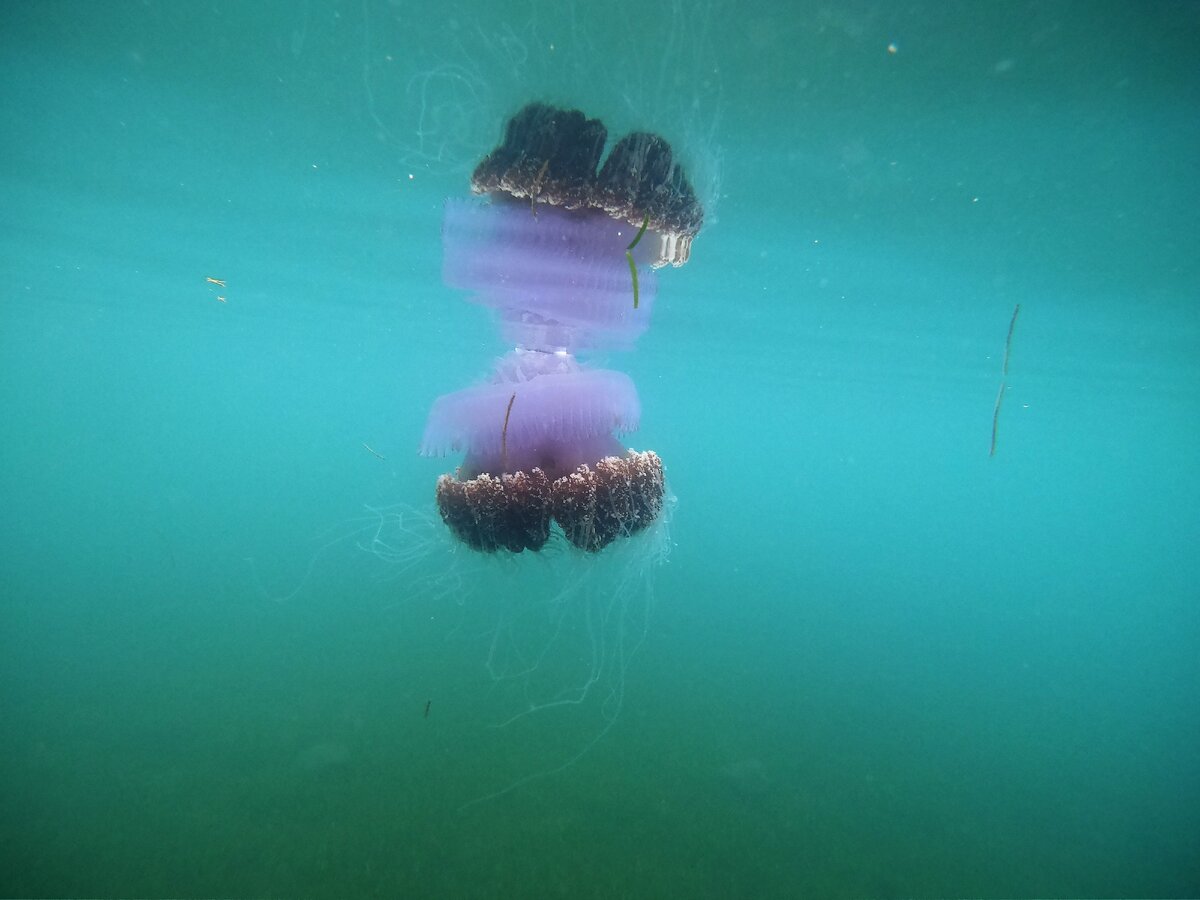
435, 450, 665, 554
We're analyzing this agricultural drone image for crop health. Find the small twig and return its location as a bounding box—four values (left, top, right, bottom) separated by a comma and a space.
1002, 303, 1021, 376
500, 392, 516, 472
626, 252, 640, 309
625, 213, 649, 309
989, 381, 1006, 458
990, 303, 1021, 457
362, 442, 386, 460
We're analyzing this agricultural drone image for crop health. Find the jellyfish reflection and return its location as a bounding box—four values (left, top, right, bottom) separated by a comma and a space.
422, 103, 703, 552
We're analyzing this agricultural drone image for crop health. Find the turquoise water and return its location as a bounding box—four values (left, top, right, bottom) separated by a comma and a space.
2, 1, 1198, 896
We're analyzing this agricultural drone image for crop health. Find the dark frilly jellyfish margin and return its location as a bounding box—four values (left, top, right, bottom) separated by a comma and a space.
420, 102, 703, 553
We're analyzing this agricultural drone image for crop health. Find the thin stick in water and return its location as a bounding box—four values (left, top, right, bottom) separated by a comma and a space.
625, 213, 649, 309
989, 381, 1006, 457
626, 253, 640, 309
990, 303, 1021, 457
1002, 303, 1021, 376
500, 392, 516, 472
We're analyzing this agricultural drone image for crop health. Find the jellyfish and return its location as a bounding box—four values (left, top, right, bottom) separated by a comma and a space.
421, 102, 703, 554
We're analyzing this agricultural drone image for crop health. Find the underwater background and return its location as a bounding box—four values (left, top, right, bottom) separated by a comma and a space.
2, 1, 1198, 897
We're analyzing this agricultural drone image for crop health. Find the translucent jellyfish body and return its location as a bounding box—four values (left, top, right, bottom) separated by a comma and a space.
442, 200, 660, 352
421, 102, 702, 553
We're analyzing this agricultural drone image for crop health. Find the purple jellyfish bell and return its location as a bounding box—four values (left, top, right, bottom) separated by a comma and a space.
441, 199, 660, 353
422, 350, 663, 554
420, 350, 640, 481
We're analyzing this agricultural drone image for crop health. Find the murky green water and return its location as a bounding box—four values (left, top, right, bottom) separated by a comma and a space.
2, 2, 1197, 896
